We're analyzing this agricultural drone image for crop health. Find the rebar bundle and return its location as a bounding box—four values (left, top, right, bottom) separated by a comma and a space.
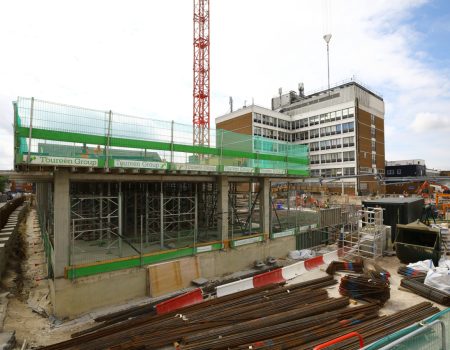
400, 277, 450, 306
326, 259, 364, 275
397, 266, 427, 279
38, 277, 440, 350
339, 274, 390, 305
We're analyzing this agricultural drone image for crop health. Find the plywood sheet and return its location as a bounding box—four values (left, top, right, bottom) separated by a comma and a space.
147, 257, 200, 297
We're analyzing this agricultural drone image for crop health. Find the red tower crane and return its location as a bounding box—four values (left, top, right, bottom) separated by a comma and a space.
193, 0, 210, 147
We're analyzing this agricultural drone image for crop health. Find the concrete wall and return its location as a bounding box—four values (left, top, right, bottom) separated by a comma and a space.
51, 267, 147, 318
51, 236, 296, 318
199, 236, 295, 277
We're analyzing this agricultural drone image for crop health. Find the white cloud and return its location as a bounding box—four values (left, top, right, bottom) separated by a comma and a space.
411, 112, 450, 132
0, 0, 449, 169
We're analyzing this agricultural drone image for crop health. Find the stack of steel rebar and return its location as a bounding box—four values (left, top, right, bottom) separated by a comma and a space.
37, 275, 442, 350
397, 266, 427, 279
339, 273, 390, 305
400, 277, 450, 306
326, 259, 364, 275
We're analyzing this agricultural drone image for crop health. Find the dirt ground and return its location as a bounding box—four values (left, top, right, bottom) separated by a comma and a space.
1, 209, 91, 349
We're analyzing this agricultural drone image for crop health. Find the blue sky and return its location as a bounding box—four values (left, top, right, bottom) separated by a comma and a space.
0, 0, 449, 170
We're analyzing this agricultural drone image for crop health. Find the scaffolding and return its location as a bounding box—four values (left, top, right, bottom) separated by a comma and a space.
67, 181, 222, 266
342, 207, 385, 260
228, 182, 261, 239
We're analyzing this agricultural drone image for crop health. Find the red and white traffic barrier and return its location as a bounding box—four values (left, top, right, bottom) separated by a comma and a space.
157, 250, 340, 312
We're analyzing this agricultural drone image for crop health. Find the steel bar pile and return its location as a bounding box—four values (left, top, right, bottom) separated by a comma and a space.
38, 277, 440, 350
232, 302, 438, 350
326, 259, 364, 275
339, 274, 390, 305
401, 277, 450, 306
40, 276, 337, 350
397, 266, 427, 279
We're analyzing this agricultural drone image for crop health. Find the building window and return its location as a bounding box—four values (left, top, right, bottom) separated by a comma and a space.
397, 169, 402, 175
371, 140, 376, 151
371, 114, 375, 125
309, 115, 319, 125
310, 128, 319, 138
310, 155, 320, 164
254, 113, 262, 123
342, 109, 348, 119
386, 169, 394, 175
372, 154, 376, 164
344, 167, 355, 176
348, 107, 355, 118
343, 136, 354, 147
329, 111, 336, 121
371, 125, 376, 137
343, 151, 355, 162
253, 127, 262, 136
299, 118, 308, 128
342, 122, 354, 133
336, 110, 342, 120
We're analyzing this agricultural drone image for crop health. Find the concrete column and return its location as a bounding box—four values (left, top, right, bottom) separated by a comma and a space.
53, 171, 70, 278
217, 176, 229, 242
259, 177, 270, 235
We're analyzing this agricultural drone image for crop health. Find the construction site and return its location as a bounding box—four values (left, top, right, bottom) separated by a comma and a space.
0, 1, 450, 349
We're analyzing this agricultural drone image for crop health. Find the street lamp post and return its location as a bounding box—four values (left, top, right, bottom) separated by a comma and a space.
323, 34, 332, 90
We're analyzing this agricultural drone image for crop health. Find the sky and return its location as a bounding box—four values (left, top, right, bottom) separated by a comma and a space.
0, 0, 450, 170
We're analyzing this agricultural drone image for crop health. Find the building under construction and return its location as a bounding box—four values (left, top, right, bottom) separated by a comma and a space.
11, 97, 330, 317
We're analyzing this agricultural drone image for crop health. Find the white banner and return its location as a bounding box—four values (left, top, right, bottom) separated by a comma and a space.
223, 166, 254, 173
113, 159, 167, 170
24, 155, 98, 167
233, 236, 263, 247
272, 228, 295, 238
175, 164, 217, 172
259, 168, 286, 175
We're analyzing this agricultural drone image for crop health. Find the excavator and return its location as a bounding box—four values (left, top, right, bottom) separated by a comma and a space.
416, 181, 450, 198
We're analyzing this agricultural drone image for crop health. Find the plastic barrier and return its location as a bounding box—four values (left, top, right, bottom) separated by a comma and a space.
304, 256, 325, 270
155, 288, 203, 315
323, 250, 339, 264
281, 261, 306, 280
216, 277, 254, 298
253, 269, 285, 288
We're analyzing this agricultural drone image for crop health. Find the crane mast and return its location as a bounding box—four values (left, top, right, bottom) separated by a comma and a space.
193, 0, 210, 147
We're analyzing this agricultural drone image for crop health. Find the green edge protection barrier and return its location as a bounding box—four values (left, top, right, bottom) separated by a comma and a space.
17, 126, 309, 166
66, 242, 224, 279
362, 308, 450, 350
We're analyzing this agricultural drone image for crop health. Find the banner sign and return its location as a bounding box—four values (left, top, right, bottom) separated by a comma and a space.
272, 228, 295, 238
25, 155, 98, 167
223, 166, 254, 173
259, 168, 286, 175
114, 159, 167, 170
175, 164, 217, 172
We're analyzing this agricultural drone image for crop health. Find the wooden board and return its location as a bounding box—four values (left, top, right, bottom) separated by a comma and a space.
147, 257, 201, 297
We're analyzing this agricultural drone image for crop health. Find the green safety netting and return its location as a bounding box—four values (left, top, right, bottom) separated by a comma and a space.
14, 97, 309, 175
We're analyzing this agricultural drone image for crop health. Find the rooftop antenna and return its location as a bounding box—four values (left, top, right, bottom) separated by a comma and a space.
323, 34, 332, 91
229, 96, 233, 112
